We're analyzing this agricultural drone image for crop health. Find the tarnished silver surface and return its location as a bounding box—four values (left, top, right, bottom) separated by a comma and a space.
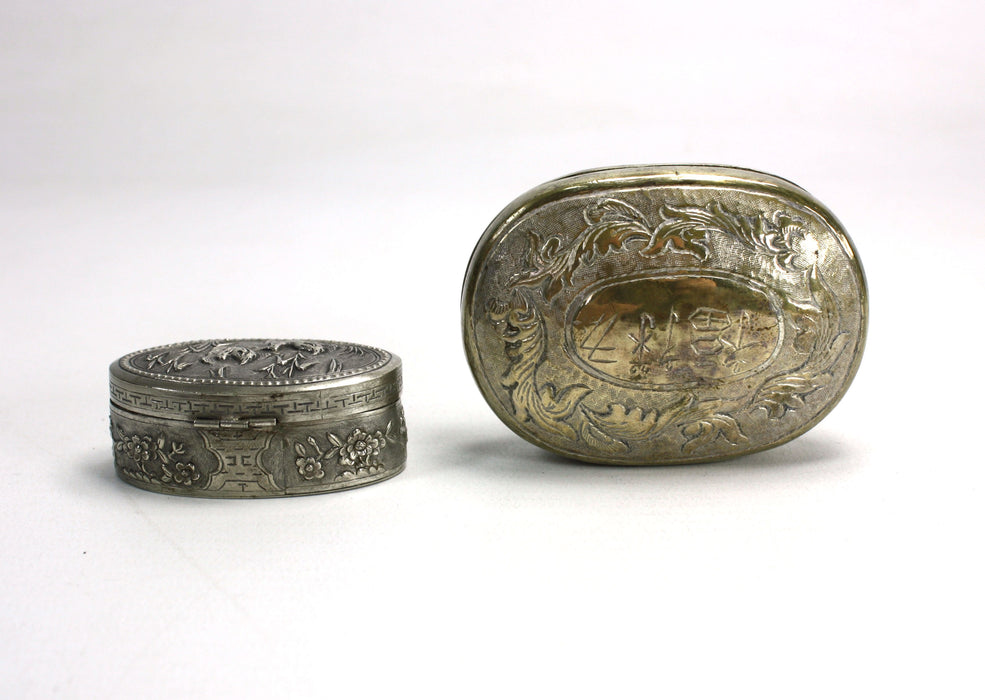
110, 339, 406, 497
462, 165, 867, 465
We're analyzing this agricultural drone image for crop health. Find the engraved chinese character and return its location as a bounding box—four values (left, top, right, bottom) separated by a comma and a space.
689, 307, 732, 356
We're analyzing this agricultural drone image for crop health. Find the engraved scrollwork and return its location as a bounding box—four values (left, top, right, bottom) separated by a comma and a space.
486, 196, 848, 458
677, 404, 748, 453
489, 290, 590, 442
489, 288, 738, 454
510, 199, 708, 300
651, 202, 817, 273
751, 264, 848, 418
509, 199, 818, 302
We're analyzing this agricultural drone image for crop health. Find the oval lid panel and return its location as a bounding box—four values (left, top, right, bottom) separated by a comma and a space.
115, 339, 392, 388
462, 165, 867, 465
110, 339, 402, 425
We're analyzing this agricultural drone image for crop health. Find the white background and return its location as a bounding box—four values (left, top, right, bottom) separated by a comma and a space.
1, 1, 983, 697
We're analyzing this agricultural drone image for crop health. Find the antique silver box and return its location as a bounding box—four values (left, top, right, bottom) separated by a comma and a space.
462, 165, 867, 465
110, 339, 405, 497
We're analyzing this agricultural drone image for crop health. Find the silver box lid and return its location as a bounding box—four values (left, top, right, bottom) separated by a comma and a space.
110, 339, 401, 426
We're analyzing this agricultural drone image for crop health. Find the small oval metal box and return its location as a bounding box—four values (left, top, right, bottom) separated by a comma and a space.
462, 165, 867, 464
110, 339, 406, 496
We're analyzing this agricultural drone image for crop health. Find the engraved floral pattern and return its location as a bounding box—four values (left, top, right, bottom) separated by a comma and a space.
291, 419, 405, 483
117, 434, 152, 466
112, 424, 199, 487
781, 231, 819, 271
511, 199, 818, 303
162, 462, 201, 487
651, 203, 815, 273
486, 196, 851, 460
295, 455, 325, 480
294, 435, 331, 480
113, 408, 405, 495
338, 428, 386, 468
125, 339, 386, 384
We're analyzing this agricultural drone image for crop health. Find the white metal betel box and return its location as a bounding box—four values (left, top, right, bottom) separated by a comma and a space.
110, 339, 406, 497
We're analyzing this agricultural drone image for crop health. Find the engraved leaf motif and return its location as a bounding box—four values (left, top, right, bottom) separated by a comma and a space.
754, 374, 827, 419
579, 420, 627, 452
727, 208, 801, 260
577, 404, 659, 452
489, 288, 731, 451
529, 382, 592, 441
510, 198, 653, 300
509, 199, 816, 305
680, 414, 748, 453
672, 397, 748, 453
576, 393, 695, 451
576, 198, 653, 259
640, 203, 808, 270
803, 264, 849, 368
582, 403, 661, 440
639, 204, 720, 259
489, 289, 592, 441
753, 265, 848, 420
792, 310, 821, 354
586, 198, 649, 225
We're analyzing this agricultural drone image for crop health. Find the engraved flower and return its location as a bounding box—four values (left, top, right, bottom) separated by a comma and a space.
296, 456, 325, 480
161, 461, 200, 487
780, 230, 819, 271
338, 428, 386, 468
117, 435, 152, 464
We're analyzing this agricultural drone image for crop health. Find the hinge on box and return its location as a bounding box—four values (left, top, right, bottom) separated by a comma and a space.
193, 417, 277, 430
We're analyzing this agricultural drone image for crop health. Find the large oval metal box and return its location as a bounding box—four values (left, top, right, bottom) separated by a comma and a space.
462, 165, 867, 465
